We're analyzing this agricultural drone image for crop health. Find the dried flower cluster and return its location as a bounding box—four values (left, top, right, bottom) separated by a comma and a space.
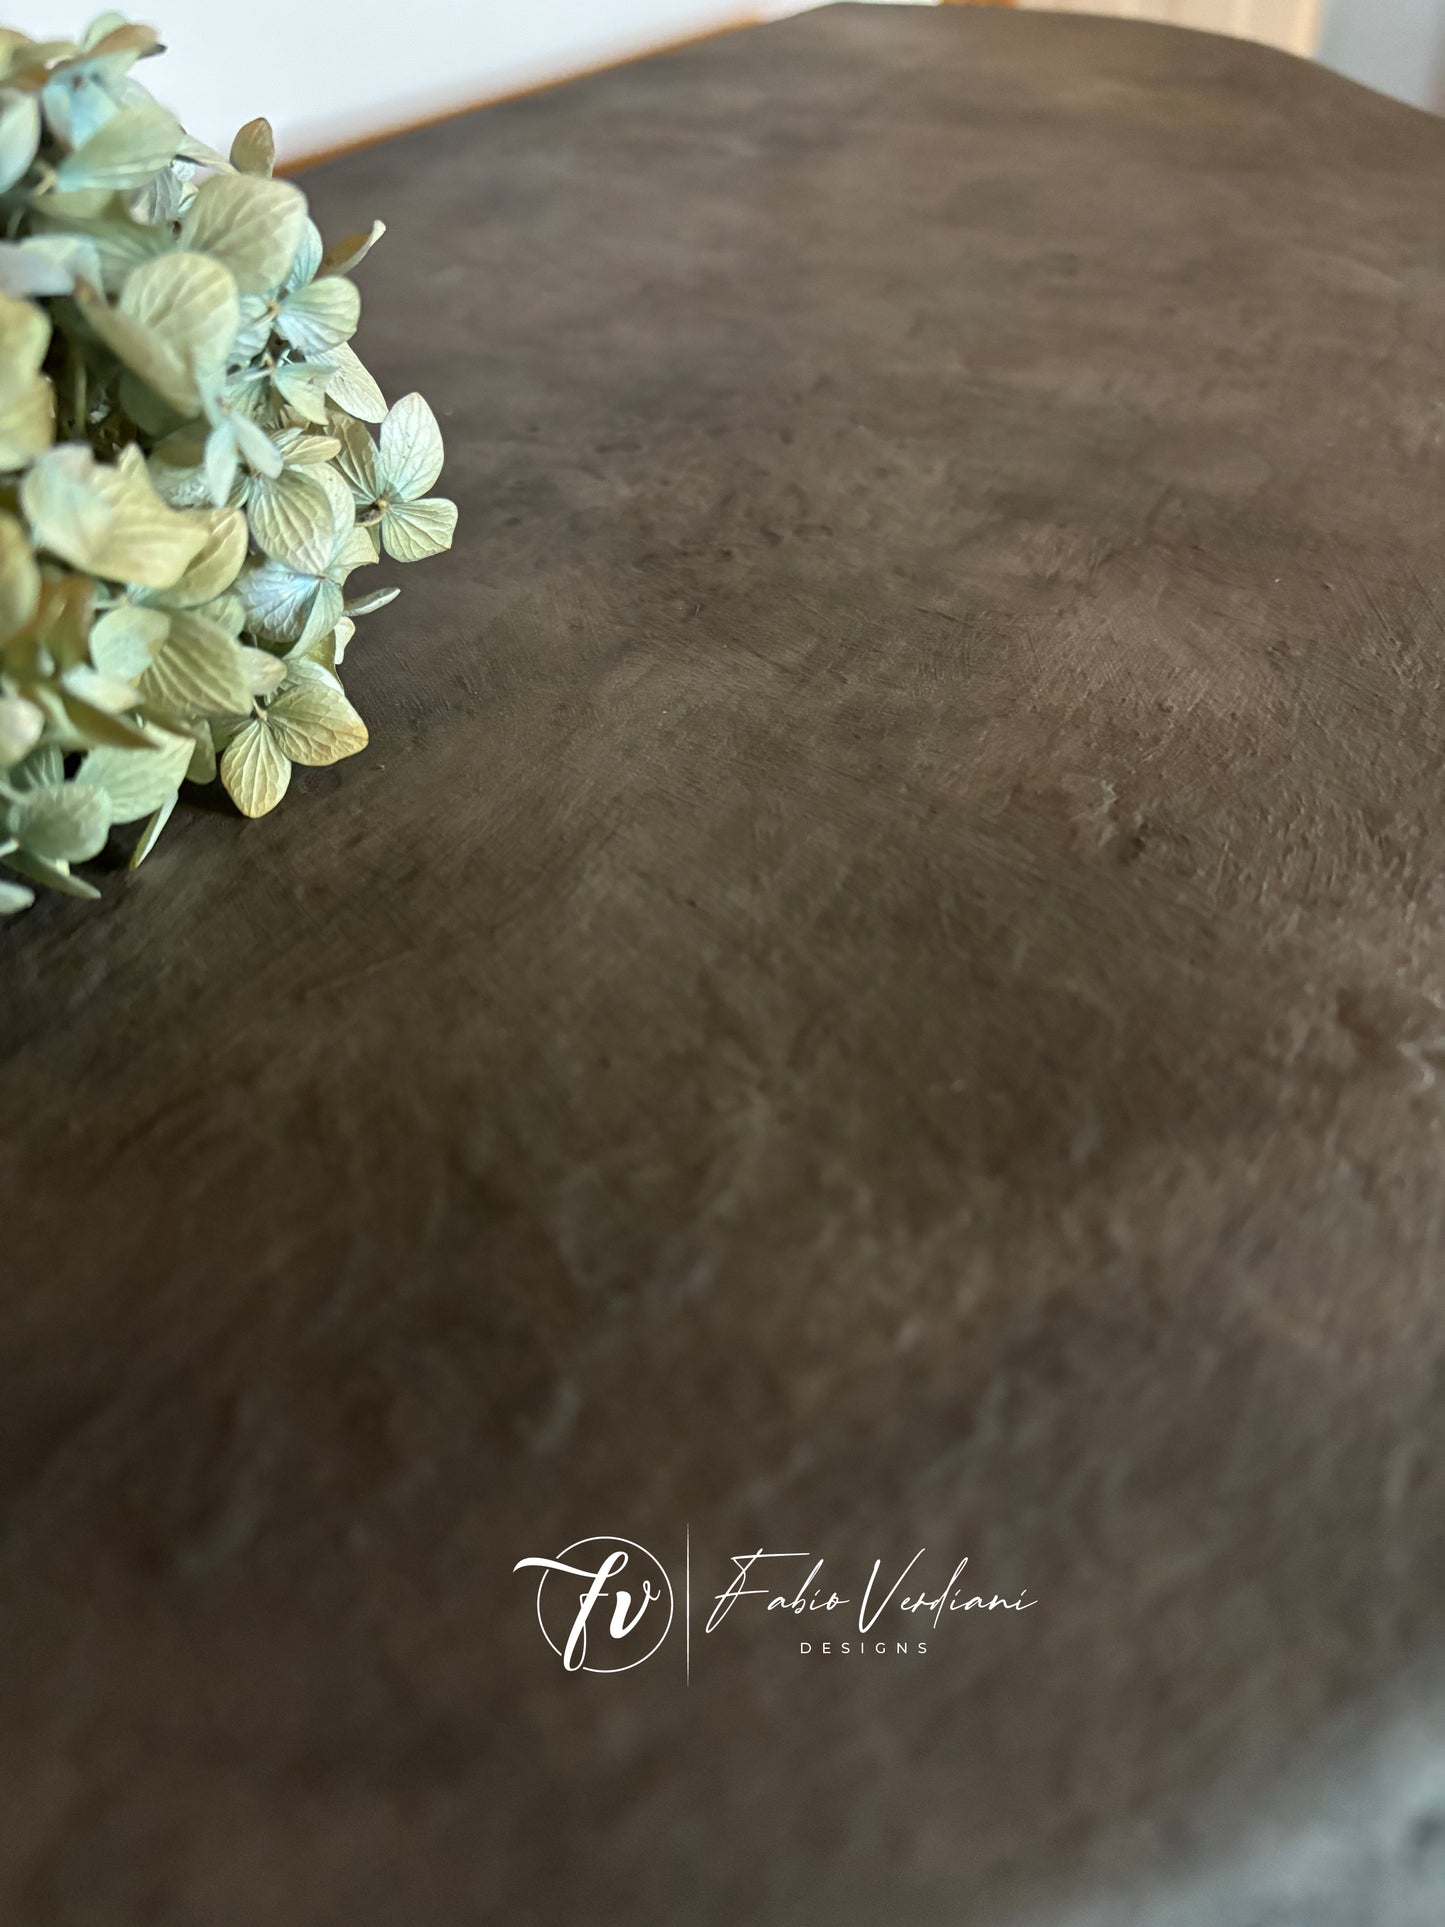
0, 12, 455, 912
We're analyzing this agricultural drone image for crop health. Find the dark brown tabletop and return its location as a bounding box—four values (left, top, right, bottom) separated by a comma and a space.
6, 6, 1445, 1923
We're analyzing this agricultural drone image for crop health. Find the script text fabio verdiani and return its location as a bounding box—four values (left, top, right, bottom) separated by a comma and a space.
707, 1550, 1035, 1654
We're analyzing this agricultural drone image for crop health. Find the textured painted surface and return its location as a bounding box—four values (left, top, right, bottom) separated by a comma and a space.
4, 7, 1445, 1922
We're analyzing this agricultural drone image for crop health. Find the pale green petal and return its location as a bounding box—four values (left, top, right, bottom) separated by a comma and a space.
238, 556, 320, 645
1, 846, 100, 898
0, 508, 40, 635
330, 410, 381, 503
128, 790, 176, 867
0, 88, 40, 192
381, 495, 456, 563
53, 94, 181, 191
317, 341, 385, 422
229, 116, 274, 178
9, 776, 111, 861
230, 406, 281, 477
0, 692, 43, 766
0, 373, 55, 469
246, 464, 335, 575
319, 220, 384, 278
266, 677, 367, 767
379, 390, 444, 500
0, 232, 103, 297
122, 249, 240, 361
22, 443, 207, 587
154, 507, 247, 606
285, 216, 323, 293
276, 276, 358, 356
89, 601, 168, 678
274, 360, 331, 424
136, 606, 258, 717
79, 723, 194, 820
179, 171, 305, 296
203, 421, 239, 507
220, 716, 290, 816
0, 290, 51, 382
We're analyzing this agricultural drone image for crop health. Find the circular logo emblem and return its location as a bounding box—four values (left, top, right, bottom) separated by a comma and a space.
532, 1536, 674, 1673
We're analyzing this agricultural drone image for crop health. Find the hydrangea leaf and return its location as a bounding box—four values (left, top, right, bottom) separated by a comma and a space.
8, 741, 64, 790
332, 525, 376, 580
129, 155, 191, 226
174, 130, 229, 171
280, 652, 343, 695
194, 589, 244, 637
82, 19, 160, 56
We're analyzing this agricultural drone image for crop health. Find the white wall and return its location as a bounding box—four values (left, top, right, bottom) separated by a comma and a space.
1017, 0, 1320, 57
9, 1, 752, 162
1317, 0, 1445, 110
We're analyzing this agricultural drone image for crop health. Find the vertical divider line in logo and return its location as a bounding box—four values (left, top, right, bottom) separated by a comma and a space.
685, 1525, 691, 1683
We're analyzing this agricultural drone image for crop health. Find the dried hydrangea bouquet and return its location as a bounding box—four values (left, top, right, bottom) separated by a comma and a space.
0, 12, 455, 913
